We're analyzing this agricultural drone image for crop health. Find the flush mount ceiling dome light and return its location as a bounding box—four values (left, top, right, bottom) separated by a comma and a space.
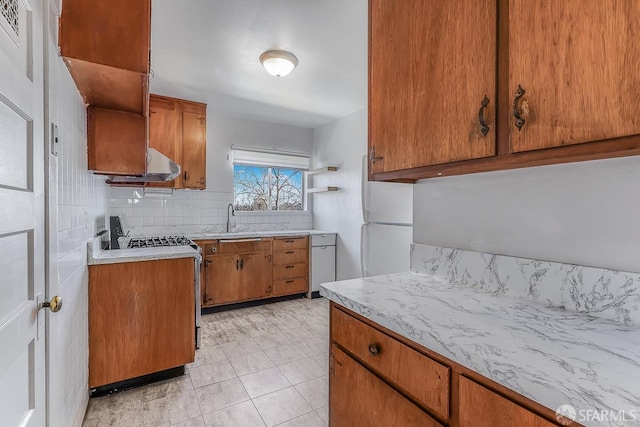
259, 50, 298, 77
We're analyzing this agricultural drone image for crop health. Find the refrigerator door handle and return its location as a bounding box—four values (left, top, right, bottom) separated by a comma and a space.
360, 222, 368, 278
361, 155, 368, 223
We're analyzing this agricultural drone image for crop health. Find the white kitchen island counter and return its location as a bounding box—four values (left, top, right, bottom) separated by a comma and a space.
321, 272, 640, 427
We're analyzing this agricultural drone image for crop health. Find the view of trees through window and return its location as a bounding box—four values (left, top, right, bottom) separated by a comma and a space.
234, 165, 304, 211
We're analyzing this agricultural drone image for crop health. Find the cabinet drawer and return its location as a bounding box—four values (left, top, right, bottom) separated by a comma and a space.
273, 263, 307, 281
311, 233, 336, 246
273, 278, 308, 296
273, 236, 308, 250
330, 344, 443, 427
331, 306, 450, 421
207, 239, 271, 255
459, 377, 559, 427
273, 248, 308, 265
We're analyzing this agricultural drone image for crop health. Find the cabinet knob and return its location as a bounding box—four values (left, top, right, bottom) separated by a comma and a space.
210, 247, 217, 253
368, 344, 380, 356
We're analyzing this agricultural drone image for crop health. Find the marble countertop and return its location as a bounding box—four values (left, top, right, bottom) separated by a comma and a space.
321, 272, 640, 427
87, 239, 199, 265
186, 229, 335, 240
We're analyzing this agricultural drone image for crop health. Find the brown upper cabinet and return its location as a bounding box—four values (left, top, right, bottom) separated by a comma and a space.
369, 0, 497, 175
369, 0, 640, 182
148, 95, 207, 189
59, 0, 151, 115
507, 1, 640, 153
59, 0, 151, 176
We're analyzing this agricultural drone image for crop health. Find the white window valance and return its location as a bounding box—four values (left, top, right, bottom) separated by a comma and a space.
232, 146, 310, 170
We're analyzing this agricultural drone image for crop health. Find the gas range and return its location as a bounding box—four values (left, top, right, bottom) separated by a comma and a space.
127, 236, 197, 250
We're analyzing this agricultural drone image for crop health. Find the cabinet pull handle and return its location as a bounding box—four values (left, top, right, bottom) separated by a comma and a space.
240, 259, 244, 269
478, 95, 490, 137
236, 259, 239, 270
286, 250, 294, 254
184, 171, 189, 181
512, 85, 526, 131
285, 265, 294, 269
285, 240, 295, 243
369, 147, 383, 165
286, 280, 294, 284
368, 344, 380, 356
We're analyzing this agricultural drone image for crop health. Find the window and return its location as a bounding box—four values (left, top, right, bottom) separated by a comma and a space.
234, 165, 303, 211
232, 147, 309, 212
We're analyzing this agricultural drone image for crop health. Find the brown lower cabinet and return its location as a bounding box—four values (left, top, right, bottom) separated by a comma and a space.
329, 303, 581, 427
88, 258, 195, 388
198, 236, 310, 308
330, 344, 443, 427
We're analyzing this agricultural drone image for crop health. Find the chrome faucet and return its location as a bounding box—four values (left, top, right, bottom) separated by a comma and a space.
226, 203, 235, 233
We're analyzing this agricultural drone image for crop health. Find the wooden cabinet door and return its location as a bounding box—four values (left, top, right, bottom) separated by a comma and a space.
148, 96, 180, 188
239, 252, 272, 300
329, 344, 443, 427
459, 377, 558, 427
508, 1, 640, 152
204, 254, 240, 305
369, 0, 496, 175
181, 106, 207, 189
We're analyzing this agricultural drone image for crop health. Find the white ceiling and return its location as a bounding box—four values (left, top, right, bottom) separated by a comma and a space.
150, 0, 368, 128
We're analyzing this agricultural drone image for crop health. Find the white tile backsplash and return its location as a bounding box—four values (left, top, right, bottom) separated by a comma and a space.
106, 188, 312, 235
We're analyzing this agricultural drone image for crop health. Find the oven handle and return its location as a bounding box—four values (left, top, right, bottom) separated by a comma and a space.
194, 252, 202, 349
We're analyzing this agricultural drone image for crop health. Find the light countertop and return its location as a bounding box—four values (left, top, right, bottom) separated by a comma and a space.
186, 229, 335, 240
87, 239, 199, 265
320, 272, 640, 427
88, 230, 336, 265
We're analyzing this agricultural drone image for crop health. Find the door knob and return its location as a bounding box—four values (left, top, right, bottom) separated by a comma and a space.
41, 296, 63, 313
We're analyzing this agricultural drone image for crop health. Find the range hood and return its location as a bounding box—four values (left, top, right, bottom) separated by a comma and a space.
108, 148, 181, 183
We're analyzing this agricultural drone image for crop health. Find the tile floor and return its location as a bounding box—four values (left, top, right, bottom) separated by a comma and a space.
83, 297, 330, 427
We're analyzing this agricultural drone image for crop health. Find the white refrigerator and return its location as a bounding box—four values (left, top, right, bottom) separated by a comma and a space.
360, 156, 413, 277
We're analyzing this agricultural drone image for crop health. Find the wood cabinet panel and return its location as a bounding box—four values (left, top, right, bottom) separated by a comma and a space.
182, 109, 207, 189
459, 377, 558, 427
273, 236, 308, 251
88, 258, 194, 388
273, 278, 308, 296
508, 0, 640, 153
273, 263, 307, 281
369, 0, 496, 174
148, 96, 180, 188
87, 108, 146, 175
215, 239, 272, 255
330, 344, 443, 427
59, 0, 150, 73
239, 252, 273, 300
59, 0, 150, 115
204, 254, 240, 306
331, 306, 450, 420
273, 248, 307, 265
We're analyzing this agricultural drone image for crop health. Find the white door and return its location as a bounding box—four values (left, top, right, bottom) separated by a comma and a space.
0, 0, 47, 426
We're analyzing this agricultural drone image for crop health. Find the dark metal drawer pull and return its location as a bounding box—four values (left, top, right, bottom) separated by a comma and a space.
286, 280, 294, 284
285, 265, 294, 269
513, 85, 526, 131
479, 95, 490, 137
286, 250, 294, 254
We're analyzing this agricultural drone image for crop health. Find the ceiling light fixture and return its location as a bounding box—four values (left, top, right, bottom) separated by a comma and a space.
259, 50, 298, 77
